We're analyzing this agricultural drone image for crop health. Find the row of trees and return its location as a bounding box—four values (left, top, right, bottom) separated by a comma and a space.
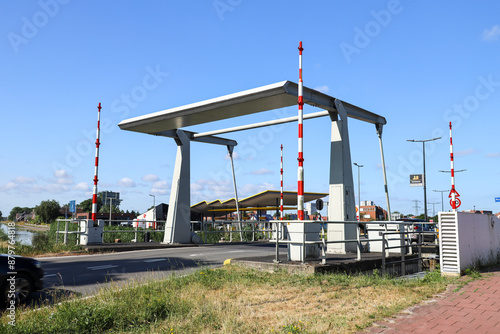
76, 195, 140, 216
7, 201, 60, 224
6, 194, 142, 224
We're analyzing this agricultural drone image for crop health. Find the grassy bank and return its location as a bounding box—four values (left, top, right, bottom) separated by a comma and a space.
0, 222, 85, 257
0, 265, 464, 334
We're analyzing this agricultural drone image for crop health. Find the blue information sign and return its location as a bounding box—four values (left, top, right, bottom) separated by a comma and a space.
495, 197, 500, 203
69, 200, 76, 213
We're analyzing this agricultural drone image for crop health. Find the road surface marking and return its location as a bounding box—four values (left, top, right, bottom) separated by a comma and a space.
143, 258, 167, 263
87, 265, 118, 270
189, 250, 246, 257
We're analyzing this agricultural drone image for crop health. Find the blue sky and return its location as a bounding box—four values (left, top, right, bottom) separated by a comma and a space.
1, 0, 499, 217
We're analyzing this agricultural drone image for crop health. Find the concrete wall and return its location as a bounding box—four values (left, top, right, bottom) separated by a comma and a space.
458, 212, 500, 269
439, 212, 500, 276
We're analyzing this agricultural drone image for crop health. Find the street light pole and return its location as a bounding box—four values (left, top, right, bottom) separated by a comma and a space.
428, 202, 439, 218
353, 163, 363, 221
407, 137, 441, 222
433, 190, 448, 212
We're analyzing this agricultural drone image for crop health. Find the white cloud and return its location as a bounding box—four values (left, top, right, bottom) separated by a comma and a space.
191, 178, 233, 202
152, 180, 169, 189
40, 184, 68, 194
314, 85, 330, 93
117, 177, 136, 187
151, 180, 169, 195
251, 168, 273, 175
74, 182, 90, 191
0, 173, 73, 195
54, 169, 68, 178
142, 174, 159, 182
13, 176, 35, 184
2, 182, 18, 191
54, 169, 74, 185
241, 182, 274, 196
224, 151, 240, 160
456, 148, 479, 157
486, 152, 500, 158
482, 25, 500, 41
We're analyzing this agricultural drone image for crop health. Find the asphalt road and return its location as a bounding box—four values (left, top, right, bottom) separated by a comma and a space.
35, 243, 281, 301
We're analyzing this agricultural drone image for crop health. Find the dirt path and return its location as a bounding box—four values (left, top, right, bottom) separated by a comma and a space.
13, 222, 50, 232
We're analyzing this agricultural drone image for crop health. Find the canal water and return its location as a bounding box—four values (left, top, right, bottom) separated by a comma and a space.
0, 223, 35, 246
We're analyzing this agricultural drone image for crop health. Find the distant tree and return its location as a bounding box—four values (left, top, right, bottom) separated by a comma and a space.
35, 200, 61, 224
99, 204, 121, 214
0, 210, 2, 220
79, 197, 103, 212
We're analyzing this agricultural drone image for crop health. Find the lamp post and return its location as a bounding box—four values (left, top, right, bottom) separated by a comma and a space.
353, 163, 363, 221
407, 137, 441, 222
428, 202, 439, 218
433, 190, 448, 212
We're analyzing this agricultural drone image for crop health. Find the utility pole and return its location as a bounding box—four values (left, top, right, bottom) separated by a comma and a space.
407, 137, 441, 221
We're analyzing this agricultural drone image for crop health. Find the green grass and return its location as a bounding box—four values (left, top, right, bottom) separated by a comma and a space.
0, 266, 461, 334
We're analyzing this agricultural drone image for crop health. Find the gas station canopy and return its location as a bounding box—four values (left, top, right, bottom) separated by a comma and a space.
191, 190, 327, 216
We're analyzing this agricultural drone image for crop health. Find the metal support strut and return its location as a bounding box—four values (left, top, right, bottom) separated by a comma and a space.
228, 145, 244, 242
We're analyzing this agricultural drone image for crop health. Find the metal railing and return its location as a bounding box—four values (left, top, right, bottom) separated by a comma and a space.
55, 219, 166, 245
382, 231, 438, 276
54, 218, 438, 275
192, 220, 273, 243
269, 220, 438, 267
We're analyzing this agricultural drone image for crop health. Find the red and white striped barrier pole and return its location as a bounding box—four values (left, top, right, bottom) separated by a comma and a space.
449, 122, 461, 211
297, 41, 305, 221
280, 144, 284, 220
91, 103, 102, 222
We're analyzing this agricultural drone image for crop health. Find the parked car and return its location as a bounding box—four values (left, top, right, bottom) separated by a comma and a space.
1, 254, 44, 305
396, 218, 437, 243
